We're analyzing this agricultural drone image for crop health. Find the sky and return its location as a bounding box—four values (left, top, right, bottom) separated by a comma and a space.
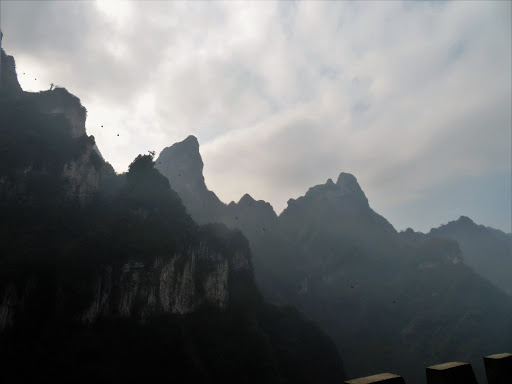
1, 0, 511, 233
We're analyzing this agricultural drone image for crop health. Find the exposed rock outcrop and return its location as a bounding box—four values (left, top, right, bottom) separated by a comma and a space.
90, 243, 248, 321
1, 242, 252, 332
0, 48, 23, 96
1, 46, 111, 204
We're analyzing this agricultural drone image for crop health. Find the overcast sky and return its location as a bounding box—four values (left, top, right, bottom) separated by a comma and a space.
1, 1, 510, 233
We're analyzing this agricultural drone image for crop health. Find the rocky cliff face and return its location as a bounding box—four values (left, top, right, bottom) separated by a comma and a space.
0, 48, 114, 204
156, 135, 226, 223
0, 74, 253, 332
0, 48, 23, 96
83, 243, 250, 322
0, 243, 251, 333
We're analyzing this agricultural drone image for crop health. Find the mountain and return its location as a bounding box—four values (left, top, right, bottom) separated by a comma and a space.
0, 47, 346, 383
156, 136, 512, 384
275, 176, 512, 384
428, 216, 512, 295
155, 136, 293, 298
155, 135, 226, 224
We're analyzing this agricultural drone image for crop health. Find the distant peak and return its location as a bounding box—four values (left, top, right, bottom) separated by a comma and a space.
238, 193, 256, 206
167, 135, 200, 153
156, 135, 205, 188
335, 172, 365, 197
336, 172, 358, 186
457, 216, 474, 224
183, 135, 199, 146
159, 135, 201, 160
326, 178, 334, 185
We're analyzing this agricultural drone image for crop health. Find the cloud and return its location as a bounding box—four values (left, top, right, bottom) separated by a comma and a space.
1, 0, 510, 231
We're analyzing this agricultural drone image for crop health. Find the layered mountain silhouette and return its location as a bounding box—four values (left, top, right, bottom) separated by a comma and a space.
156, 135, 512, 384
3, 40, 510, 383
0, 47, 346, 383
428, 216, 512, 295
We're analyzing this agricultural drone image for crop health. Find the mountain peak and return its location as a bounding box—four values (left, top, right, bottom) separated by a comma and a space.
182, 135, 199, 148
156, 136, 204, 188
239, 193, 256, 206
456, 216, 475, 225
336, 172, 362, 193
336, 172, 357, 184
155, 136, 226, 223
284, 171, 372, 216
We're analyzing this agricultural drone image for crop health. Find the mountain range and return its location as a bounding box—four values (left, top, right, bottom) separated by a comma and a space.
156, 135, 512, 384
1, 44, 511, 384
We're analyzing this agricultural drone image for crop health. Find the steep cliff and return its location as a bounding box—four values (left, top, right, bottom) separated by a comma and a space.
0, 48, 23, 96
1, 243, 252, 332
156, 135, 227, 223
1, 45, 113, 204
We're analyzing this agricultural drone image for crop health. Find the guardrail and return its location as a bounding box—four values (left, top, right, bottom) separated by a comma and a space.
344, 353, 511, 384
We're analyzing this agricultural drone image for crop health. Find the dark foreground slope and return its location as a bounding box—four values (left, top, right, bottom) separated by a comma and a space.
0, 48, 345, 383
157, 135, 512, 384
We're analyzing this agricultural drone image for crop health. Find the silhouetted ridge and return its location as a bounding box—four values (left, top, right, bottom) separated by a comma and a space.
284, 173, 371, 214
236, 193, 277, 216
282, 172, 392, 236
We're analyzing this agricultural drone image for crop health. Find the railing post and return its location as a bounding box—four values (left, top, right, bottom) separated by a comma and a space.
484, 353, 512, 384
345, 373, 406, 384
426, 362, 478, 384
